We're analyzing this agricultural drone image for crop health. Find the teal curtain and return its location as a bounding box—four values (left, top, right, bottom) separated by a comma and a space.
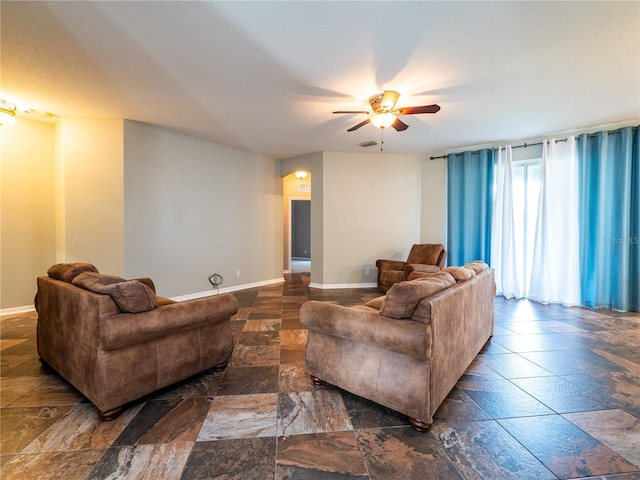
446, 149, 494, 266
577, 126, 639, 312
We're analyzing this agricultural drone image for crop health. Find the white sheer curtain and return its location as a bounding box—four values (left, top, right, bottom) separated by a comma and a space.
528, 137, 580, 305
491, 145, 524, 299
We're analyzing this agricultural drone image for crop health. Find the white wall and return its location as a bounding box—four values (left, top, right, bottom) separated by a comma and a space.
124, 121, 283, 297
320, 152, 422, 286
1, 118, 57, 309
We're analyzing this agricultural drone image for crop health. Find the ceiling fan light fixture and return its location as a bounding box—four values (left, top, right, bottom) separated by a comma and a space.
370, 112, 396, 129
379, 90, 400, 111
0, 103, 17, 126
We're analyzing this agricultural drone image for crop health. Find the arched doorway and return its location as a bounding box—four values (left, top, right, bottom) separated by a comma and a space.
283, 171, 311, 274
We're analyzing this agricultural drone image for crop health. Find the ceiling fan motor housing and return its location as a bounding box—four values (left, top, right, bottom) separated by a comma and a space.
368, 90, 400, 114
369, 94, 384, 113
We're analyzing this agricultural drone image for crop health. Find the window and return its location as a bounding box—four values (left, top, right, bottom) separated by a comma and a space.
511, 159, 541, 293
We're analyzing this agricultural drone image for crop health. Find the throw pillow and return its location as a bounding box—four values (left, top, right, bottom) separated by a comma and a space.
47, 262, 99, 283
381, 272, 455, 319
442, 266, 476, 282
72, 271, 127, 290
73, 272, 157, 313
464, 261, 489, 274
108, 281, 158, 313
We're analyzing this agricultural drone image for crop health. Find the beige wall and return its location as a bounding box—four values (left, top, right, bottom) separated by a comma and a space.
320, 151, 422, 286
1, 118, 57, 309
1, 116, 447, 310
282, 151, 426, 287
124, 121, 283, 298
420, 157, 448, 246
57, 118, 124, 274
1, 116, 123, 310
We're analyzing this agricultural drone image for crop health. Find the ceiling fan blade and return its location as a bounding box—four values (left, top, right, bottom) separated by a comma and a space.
397, 104, 441, 115
333, 110, 369, 114
391, 118, 409, 131
347, 119, 371, 132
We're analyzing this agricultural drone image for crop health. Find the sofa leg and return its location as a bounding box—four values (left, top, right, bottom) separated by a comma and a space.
409, 417, 432, 432
98, 406, 124, 421
310, 375, 326, 386
213, 361, 228, 372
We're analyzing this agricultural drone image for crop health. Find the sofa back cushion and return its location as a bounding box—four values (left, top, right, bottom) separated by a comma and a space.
47, 262, 99, 283
464, 260, 489, 274
381, 272, 455, 319
442, 266, 476, 282
73, 272, 158, 313
406, 243, 445, 266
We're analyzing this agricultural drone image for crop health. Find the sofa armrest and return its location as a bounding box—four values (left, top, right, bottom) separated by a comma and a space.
404, 264, 441, 278
300, 301, 431, 360
376, 259, 407, 271
131, 277, 156, 294
101, 293, 237, 350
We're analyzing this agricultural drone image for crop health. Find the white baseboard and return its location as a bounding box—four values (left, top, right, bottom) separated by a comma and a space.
309, 282, 378, 290
171, 277, 285, 302
1, 305, 36, 316
1, 277, 377, 314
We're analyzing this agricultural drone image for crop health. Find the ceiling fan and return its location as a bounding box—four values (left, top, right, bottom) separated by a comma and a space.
333, 90, 440, 132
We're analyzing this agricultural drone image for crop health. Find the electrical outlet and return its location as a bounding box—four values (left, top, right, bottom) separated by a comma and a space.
236, 270, 240, 277
365, 268, 370, 275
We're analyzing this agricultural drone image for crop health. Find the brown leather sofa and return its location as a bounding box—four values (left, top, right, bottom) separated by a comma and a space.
376, 243, 447, 292
35, 262, 237, 420
301, 261, 494, 431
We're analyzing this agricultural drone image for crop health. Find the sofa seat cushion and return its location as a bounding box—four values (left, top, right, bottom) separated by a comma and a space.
363, 296, 385, 310
381, 272, 456, 319
47, 262, 99, 283
73, 272, 158, 313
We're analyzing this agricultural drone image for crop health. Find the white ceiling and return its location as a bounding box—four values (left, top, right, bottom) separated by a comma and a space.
2, 1, 639, 159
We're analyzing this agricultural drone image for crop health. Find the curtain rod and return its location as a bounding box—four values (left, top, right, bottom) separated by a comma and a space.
429, 138, 567, 161
428, 126, 638, 160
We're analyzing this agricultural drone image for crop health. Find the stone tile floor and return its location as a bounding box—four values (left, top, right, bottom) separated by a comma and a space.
1, 271, 639, 479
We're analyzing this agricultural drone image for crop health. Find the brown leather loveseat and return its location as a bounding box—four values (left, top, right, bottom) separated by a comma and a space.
376, 243, 447, 292
35, 262, 237, 419
301, 261, 494, 431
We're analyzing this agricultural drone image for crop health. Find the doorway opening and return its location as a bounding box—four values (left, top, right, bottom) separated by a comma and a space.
291, 199, 310, 273
283, 170, 311, 275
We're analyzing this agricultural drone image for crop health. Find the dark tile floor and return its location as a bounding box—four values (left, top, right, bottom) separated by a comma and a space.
1, 271, 639, 479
